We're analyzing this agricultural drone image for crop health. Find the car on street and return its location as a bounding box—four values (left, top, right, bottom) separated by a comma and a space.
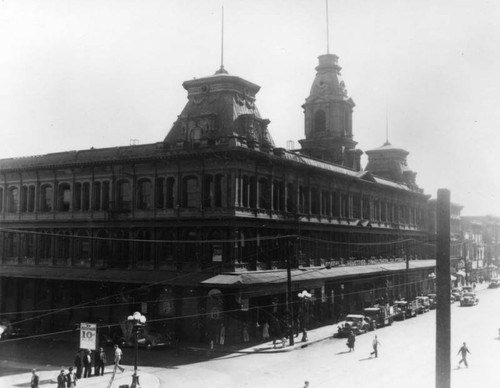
393, 300, 417, 320
488, 279, 499, 289
363, 305, 394, 328
460, 292, 479, 307
337, 314, 372, 337
415, 296, 430, 313
428, 294, 437, 309
0, 320, 23, 340
451, 287, 463, 302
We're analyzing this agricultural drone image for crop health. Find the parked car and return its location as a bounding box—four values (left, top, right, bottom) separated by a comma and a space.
415, 296, 430, 313
337, 314, 372, 337
393, 300, 417, 320
451, 287, 462, 302
363, 305, 394, 328
100, 319, 173, 350
460, 292, 479, 307
462, 285, 473, 293
488, 279, 499, 289
0, 320, 23, 340
428, 294, 437, 309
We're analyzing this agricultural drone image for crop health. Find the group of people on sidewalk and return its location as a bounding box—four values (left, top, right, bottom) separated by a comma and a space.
29, 345, 125, 388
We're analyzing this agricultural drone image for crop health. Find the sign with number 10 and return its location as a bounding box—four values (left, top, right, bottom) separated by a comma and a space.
80, 322, 97, 350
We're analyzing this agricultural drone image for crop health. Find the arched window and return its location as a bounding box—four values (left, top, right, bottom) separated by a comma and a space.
93, 181, 101, 210
7, 187, 19, 213
314, 110, 326, 132
73, 182, 82, 211
102, 181, 110, 211
214, 174, 224, 207
182, 176, 199, 208
137, 179, 153, 209
202, 175, 213, 208
28, 186, 35, 212
82, 183, 90, 211
166, 177, 176, 208
57, 183, 71, 212
258, 178, 269, 209
20, 186, 28, 212
40, 185, 53, 212
117, 180, 131, 211
241, 176, 249, 207
155, 178, 165, 209
286, 183, 295, 213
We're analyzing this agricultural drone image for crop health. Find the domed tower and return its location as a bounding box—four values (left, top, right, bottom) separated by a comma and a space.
299, 54, 362, 170
164, 66, 274, 151
365, 141, 419, 190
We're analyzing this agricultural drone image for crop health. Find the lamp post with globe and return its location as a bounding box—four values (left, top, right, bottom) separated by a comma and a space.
128, 312, 146, 388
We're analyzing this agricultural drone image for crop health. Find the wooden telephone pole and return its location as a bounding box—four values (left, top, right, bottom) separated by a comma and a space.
436, 189, 451, 388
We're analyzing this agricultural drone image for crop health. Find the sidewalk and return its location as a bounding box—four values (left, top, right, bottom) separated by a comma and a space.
0, 365, 160, 388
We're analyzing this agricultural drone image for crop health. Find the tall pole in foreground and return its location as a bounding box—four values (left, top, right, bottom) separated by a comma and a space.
436, 189, 451, 388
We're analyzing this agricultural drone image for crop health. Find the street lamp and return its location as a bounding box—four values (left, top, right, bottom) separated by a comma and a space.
127, 311, 146, 388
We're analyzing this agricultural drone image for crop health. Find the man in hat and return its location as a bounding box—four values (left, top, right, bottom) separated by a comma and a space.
56, 370, 66, 388
30, 369, 39, 388
95, 347, 107, 376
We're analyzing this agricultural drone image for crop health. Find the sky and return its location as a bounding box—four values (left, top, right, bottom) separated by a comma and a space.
1, 0, 499, 216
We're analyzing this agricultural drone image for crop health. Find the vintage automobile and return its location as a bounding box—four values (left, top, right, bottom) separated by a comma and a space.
488, 279, 499, 289
337, 314, 372, 337
451, 287, 463, 302
462, 285, 473, 293
460, 292, 479, 307
363, 305, 394, 328
428, 294, 437, 309
415, 296, 430, 313
100, 319, 173, 350
0, 320, 23, 340
393, 300, 417, 320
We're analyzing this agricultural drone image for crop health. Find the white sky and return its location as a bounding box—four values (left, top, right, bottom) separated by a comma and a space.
1, 0, 499, 216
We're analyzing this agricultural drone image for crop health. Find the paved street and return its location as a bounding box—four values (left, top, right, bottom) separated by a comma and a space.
1, 283, 499, 388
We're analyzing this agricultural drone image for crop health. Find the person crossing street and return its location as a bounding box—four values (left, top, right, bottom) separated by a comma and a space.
457, 342, 471, 368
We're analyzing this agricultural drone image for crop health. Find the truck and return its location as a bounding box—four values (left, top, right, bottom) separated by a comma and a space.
363, 305, 394, 328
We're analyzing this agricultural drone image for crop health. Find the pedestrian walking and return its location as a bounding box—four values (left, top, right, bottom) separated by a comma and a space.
347, 330, 356, 351
66, 367, 77, 388
95, 347, 107, 376
114, 344, 125, 373
303, 381, 310, 388
370, 335, 380, 358
262, 321, 270, 340
457, 342, 471, 368
56, 370, 66, 388
219, 323, 226, 345
30, 369, 39, 388
83, 349, 92, 378
242, 322, 250, 343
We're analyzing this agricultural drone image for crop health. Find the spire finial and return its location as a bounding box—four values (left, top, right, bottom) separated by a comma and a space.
385, 106, 390, 145
215, 6, 228, 74
326, 0, 330, 54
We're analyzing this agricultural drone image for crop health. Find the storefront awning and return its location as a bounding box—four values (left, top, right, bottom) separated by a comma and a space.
201, 259, 437, 288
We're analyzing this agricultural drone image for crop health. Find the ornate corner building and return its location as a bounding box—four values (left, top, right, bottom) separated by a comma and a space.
0, 51, 444, 343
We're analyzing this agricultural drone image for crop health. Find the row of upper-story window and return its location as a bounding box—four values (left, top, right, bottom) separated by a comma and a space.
0, 173, 425, 226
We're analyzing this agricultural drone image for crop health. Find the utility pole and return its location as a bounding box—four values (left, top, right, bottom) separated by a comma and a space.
286, 246, 295, 347
436, 189, 451, 388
